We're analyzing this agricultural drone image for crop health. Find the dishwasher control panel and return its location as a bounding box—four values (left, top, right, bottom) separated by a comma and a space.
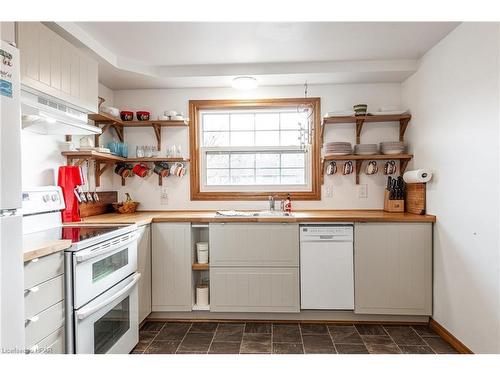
300, 225, 353, 241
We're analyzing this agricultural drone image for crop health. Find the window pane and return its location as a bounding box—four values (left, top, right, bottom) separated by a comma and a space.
281, 169, 305, 184
281, 153, 305, 168
230, 153, 254, 168
256, 153, 280, 168
280, 112, 302, 130
280, 130, 301, 146
230, 169, 255, 185
255, 131, 279, 146
230, 114, 254, 131
231, 131, 254, 146
255, 113, 279, 130
207, 169, 230, 185
203, 114, 229, 131
203, 132, 229, 146
206, 154, 229, 169
256, 169, 280, 185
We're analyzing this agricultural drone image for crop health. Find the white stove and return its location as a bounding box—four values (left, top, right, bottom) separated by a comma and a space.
22, 186, 140, 354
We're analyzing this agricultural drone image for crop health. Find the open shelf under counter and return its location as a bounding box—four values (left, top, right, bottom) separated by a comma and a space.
192, 263, 209, 271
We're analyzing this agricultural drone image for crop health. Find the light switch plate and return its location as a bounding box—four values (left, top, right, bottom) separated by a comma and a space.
160, 187, 168, 205
325, 184, 333, 198
358, 184, 368, 199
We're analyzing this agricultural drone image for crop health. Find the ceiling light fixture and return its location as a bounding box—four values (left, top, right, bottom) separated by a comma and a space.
232, 76, 258, 90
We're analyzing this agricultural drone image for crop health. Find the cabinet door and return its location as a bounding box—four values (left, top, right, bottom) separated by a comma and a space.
152, 223, 191, 311
210, 267, 300, 312
137, 225, 152, 322
210, 223, 299, 267
354, 222, 432, 315
17, 22, 98, 113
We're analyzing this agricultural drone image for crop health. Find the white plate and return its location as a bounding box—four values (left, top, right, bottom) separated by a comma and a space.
355, 151, 378, 155
370, 110, 408, 116
381, 150, 405, 155
325, 152, 351, 156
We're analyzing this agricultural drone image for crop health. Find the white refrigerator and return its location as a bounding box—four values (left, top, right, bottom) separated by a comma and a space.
0, 40, 24, 352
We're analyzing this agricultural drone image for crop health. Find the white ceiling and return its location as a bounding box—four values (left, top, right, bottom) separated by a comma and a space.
55, 22, 459, 90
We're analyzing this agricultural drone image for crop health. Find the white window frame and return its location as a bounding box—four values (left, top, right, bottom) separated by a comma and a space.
200, 145, 312, 193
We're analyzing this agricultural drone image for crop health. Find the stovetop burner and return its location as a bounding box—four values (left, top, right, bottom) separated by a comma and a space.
61, 225, 128, 243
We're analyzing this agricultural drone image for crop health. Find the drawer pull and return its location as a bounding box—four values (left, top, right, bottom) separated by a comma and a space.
28, 286, 40, 293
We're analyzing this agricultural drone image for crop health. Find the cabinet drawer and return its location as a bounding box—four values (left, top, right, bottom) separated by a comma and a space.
210, 223, 299, 267
24, 275, 64, 319
24, 251, 64, 290
28, 327, 65, 354
210, 267, 300, 312
25, 301, 64, 348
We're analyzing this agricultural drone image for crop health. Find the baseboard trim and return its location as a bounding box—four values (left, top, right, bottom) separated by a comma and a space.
429, 318, 473, 354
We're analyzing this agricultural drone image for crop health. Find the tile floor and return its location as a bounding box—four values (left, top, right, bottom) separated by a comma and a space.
132, 321, 459, 354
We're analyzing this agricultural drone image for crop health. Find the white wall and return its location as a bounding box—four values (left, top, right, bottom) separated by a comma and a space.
402, 23, 500, 353
112, 83, 402, 210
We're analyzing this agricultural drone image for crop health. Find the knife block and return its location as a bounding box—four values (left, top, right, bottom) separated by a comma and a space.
384, 190, 405, 213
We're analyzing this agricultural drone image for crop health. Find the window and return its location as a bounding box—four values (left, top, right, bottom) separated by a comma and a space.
189, 98, 321, 200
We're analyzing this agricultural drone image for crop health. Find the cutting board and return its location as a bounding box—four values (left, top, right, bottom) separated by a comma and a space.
405, 183, 426, 215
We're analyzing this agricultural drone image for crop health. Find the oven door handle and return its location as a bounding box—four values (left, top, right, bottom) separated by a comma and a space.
76, 273, 141, 321
75, 234, 137, 263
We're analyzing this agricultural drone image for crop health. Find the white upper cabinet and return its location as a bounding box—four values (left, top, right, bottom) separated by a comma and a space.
17, 22, 98, 113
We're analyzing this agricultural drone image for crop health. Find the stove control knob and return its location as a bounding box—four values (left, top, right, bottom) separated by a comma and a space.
51, 194, 58, 202
43, 194, 50, 202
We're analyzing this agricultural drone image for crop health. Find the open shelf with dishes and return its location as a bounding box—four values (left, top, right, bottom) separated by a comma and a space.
89, 112, 189, 150
191, 224, 210, 312
321, 113, 411, 143
321, 153, 413, 184
62, 150, 190, 186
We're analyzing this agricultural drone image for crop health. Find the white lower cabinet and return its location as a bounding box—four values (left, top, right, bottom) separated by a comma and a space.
209, 223, 300, 313
137, 224, 152, 322
354, 222, 433, 315
152, 223, 192, 311
210, 267, 300, 312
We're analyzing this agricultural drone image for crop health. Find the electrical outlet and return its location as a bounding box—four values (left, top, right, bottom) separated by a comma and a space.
160, 187, 168, 205
358, 184, 368, 199
325, 184, 333, 198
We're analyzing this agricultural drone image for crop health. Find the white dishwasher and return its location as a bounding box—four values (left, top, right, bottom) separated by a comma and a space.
300, 225, 354, 310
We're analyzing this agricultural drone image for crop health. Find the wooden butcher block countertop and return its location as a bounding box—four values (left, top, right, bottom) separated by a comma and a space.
82, 210, 436, 225
23, 239, 72, 262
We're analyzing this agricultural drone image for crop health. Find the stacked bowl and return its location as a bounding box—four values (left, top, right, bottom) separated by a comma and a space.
380, 141, 406, 155
354, 144, 378, 155
324, 142, 352, 156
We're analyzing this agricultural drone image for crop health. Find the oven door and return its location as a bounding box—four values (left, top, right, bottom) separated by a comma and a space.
73, 231, 137, 309
74, 273, 140, 354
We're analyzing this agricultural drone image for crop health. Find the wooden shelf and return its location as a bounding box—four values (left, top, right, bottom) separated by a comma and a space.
88, 112, 124, 125
321, 113, 411, 143
62, 151, 190, 187
89, 112, 189, 151
192, 263, 209, 271
121, 120, 188, 127
323, 153, 413, 161
321, 154, 413, 185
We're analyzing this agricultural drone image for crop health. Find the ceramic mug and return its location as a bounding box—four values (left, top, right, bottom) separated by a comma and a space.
115, 163, 131, 178
342, 161, 353, 175
326, 161, 337, 175
384, 160, 397, 175
132, 163, 150, 178
153, 162, 170, 177
365, 160, 378, 175
172, 162, 186, 177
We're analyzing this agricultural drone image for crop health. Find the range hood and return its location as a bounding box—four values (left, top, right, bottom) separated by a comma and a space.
21, 88, 102, 135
